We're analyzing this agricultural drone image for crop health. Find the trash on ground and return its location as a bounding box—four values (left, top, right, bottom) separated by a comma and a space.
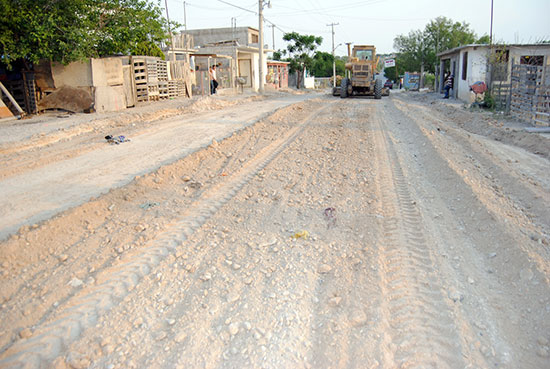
324, 207, 336, 229
140, 201, 160, 210
105, 135, 131, 144
291, 230, 309, 240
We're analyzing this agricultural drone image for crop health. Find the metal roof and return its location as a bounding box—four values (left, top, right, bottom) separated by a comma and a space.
437, 43, 550, 57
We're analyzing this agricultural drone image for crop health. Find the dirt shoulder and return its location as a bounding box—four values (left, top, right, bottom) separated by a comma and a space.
0, 91, 320, 241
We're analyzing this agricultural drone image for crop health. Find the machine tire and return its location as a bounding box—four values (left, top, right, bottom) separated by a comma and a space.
340, 78, 350, 98
374, 78, 382, 99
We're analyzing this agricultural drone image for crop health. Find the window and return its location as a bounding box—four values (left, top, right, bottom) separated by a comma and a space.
250, 33, 259, 43
492, 49, 509, 81
520, 55, 544, 66
462, 52, 468, 80
354, 50, 373, 60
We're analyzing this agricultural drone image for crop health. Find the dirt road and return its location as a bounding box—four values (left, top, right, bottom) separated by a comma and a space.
0, 92, 549, 368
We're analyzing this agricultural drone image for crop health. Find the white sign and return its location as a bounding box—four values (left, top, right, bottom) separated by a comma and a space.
384, 58, 395, 68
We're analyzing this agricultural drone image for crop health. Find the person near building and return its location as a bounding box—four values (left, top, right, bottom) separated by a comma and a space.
443, 73, 454, 99
209, 65, 218, 94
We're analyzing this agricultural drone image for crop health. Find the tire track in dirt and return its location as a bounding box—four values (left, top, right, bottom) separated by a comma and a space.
371, 102, 472, 368
0, 102, 336, 369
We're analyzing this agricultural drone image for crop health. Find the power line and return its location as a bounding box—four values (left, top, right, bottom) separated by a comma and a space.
215, 0, 256, 15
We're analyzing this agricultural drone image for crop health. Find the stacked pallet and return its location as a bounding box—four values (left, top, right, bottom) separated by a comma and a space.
146, 58, 159, 101
168, 80, 185, 98
157, 60, 169, 99
133, 58, 149, 102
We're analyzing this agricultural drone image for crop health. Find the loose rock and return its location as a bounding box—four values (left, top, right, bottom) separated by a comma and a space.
349, 310, 367, 326
318, 264, 332, 274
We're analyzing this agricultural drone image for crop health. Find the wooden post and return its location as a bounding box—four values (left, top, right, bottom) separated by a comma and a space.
0, 81, 24, 116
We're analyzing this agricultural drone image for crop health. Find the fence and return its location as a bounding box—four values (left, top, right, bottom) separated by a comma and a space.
510, 63, 550, 126
491, 81, 511, 112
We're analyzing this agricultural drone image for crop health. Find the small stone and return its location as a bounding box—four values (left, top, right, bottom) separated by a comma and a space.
488, 252, 497, 258
211, 139, 218, 148
19, 328, 33, 339
349, 310, 367, 326
116, 247, 124, 254
232, 263, 241, 270
201, 272, 212, 281
174, 331, 187, 343
68, 278, 83, 288
100, 337, 111, 347
328, 296, 342, 307
537, 336, 549, 346
58, 254, 69, 262
182, 176, 191, 182
318, 264, 332, 274
467, 277, 475, 284
229, 322, 239, 336
133, 317, 143, 327
155, 331, 167, 341
167, 319, 176, 326
226, 293, 240, 303
244, 322, 252, 330
163, 298, 174, 306
244, 277, 253, 285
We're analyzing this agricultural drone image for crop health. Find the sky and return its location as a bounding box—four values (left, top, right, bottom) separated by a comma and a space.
163, 0, 550, 55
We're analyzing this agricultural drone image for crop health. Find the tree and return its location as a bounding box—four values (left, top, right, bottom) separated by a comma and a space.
393, 17, 481, 86
281, 32, 322, 88
310, 51, 345, 77
0, 0, 171, 69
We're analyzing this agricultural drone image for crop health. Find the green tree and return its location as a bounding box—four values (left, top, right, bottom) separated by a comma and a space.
394, 16, 480, 86
310, 51, 345, 77
281, 32, 322, 88
0, 0, 171, 69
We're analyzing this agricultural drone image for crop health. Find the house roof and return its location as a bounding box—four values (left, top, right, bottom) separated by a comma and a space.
437, 43, 550, 57
182, 26, 259, 34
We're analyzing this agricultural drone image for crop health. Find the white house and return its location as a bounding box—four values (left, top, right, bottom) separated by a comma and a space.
437, 43, 550, 102
181, 27, 271, 91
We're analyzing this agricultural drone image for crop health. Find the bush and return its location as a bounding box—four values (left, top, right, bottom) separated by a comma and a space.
424, 73, 435, 89
483, 92, 495, 109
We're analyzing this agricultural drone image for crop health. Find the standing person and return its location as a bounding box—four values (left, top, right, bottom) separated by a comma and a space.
443, 73, 454, 99
209, 65, 218, 94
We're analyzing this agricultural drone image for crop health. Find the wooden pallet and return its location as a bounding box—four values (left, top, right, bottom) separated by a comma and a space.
157, 60, 169, 81
158, 81, 169, 99
136, 83, 148, 102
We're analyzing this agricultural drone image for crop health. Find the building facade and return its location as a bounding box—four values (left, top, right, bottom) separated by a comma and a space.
437, 43, 550, 102
182, 27, 271, 92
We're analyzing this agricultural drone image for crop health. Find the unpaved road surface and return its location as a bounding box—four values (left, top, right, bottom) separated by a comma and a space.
0, 92, 549, 368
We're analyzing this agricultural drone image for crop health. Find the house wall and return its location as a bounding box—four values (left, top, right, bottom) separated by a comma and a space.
183, 27, 258, 48
457, 48, 488, 102
46, 58, 128, 112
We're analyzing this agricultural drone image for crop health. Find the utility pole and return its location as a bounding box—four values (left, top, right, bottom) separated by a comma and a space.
164, 0, 176, 61
183, 1, 187, 31
490, 0, 494, 46
327, 23, 339, 88
258, 1, 266, 94
270, 24, 275, 50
